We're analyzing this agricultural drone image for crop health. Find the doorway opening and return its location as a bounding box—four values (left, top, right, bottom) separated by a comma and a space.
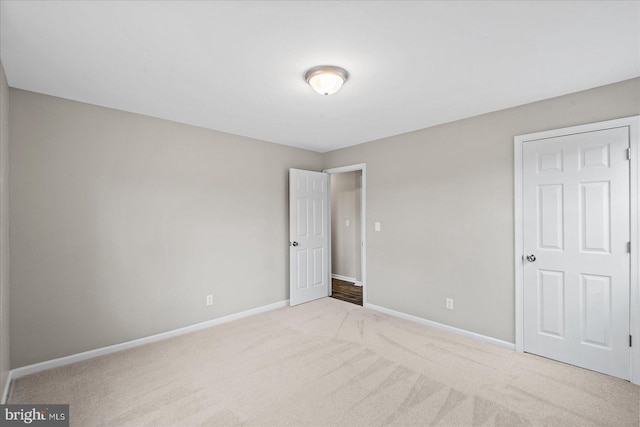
324, 164, 366, 306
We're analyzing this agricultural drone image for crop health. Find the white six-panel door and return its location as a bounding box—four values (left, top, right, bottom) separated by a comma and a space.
522, 126, 630, 380
289, 169, 329, 306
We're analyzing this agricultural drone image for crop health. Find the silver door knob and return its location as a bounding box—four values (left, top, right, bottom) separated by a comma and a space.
526, 254, 536, 262
291, 241, 299, 247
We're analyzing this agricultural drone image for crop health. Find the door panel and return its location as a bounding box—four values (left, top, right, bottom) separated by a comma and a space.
523, 126, 630, 380
538, 184, 564, 250
580, 273, 611, 347
289, 169, 329, 306
538, 269, 565, 338
580, 181, 610, 253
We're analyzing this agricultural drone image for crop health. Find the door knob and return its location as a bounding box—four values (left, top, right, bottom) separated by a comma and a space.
526, 254, 536, 262
291, 241, 299, 247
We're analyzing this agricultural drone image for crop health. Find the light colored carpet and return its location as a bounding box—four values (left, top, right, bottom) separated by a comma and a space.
8, 297, 639, 426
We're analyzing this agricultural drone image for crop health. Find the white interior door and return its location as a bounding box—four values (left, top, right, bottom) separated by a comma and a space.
523, 127, 630, 380
289, 169, 329, 306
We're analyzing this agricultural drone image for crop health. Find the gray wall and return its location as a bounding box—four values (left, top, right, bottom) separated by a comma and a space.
9, 89, 323, 368
330, 171, 361, 281
7, 77, 640, 368
324, 77, 640, 343
0, 62, 9, 391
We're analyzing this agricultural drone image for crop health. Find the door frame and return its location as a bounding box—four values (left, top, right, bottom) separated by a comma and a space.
514, 115, 640, 385
323, 163, 367, 305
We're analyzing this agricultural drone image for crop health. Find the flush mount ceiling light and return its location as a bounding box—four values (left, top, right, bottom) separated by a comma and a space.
305, 65, 348, 96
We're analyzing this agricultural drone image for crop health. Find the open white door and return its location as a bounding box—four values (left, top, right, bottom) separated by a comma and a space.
289, 169, 329, 306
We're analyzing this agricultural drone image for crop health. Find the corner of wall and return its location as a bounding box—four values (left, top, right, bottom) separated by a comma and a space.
0, 59, 11, 402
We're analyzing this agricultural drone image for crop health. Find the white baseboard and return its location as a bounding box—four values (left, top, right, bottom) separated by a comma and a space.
1, 371, 11, 404
331, 274, 363, 286
364, 303, 515, 351
10, 299, 289, 381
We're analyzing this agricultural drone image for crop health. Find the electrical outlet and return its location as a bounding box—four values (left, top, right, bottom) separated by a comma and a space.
446, 298, 453, 310
206, 295, 213, 306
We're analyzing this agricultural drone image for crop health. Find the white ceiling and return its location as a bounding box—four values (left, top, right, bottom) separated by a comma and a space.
1, 1, 638, 153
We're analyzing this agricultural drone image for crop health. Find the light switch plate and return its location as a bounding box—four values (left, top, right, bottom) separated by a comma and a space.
375, 222, 381, 232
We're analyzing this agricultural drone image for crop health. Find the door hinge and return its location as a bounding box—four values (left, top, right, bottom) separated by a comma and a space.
630, 335, 633, 347
628, 241, 631, 253
627, 147, 631, 160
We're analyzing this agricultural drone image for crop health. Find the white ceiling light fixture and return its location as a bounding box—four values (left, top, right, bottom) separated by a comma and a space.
305, 65, 348, 96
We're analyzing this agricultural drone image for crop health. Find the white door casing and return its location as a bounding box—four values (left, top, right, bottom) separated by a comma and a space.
289, 169, 329, 306
515, 116, 640, 384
